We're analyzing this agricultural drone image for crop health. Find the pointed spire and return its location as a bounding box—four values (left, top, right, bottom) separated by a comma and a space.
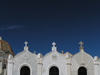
24, 41, 29, 51
79, 41, 84, 51
52, 42, 57, 51
0, 37, 2, 40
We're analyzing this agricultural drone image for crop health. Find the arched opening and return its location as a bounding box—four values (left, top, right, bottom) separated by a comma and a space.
78, 67, 87, 75
49, 66, 59, 75
20, 66, 30, 75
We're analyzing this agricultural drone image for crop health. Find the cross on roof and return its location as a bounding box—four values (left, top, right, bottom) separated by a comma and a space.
61, 50, 64, 54
52, 42, 56, 47
79, 41, 84, 47
34, 51, 36, 54
0, 37, 2, 40
24, 41, 28, 46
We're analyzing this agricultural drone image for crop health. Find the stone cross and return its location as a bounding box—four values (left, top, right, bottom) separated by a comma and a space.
52, 42, 56, 47
24, 41, 28, 51
24, 41, 28, 46
61, 50, 64, 54
52, 42, 57, 51
79, 41, 83, 47
79, 41, 84, 50
0, 37, 2, 40
34, 51, 36, 54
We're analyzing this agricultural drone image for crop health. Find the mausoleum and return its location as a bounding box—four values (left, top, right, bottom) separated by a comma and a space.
0, 37, 99, 75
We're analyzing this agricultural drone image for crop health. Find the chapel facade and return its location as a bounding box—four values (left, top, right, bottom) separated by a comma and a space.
0, 37, 100, 75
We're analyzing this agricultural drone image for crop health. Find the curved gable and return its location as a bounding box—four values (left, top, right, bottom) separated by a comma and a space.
12, 50, 38, 75
43, 51, 66, 63
42, 50, 67, 75
71, 50, 94, 66
13, 50, 37, 61
71, 50, 94, 75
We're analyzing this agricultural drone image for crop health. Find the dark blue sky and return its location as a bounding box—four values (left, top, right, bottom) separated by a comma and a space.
0, 0, 100, 57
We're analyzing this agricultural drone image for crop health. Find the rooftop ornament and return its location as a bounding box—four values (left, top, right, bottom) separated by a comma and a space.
52, 42, 57, 51
24, 41, 28, 51
0, 37, 2, 40
79, 41, 84, 51
61, 50, 64, 54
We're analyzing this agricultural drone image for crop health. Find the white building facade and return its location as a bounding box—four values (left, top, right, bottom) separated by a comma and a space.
7, 41, 99, 75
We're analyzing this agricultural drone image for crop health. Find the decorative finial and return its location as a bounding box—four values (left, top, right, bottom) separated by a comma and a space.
52, 42, 56, 47
0, 37, 2, 40
61, 50, 64, 54
79, 41, 84, 51
34, 51, 36, 54
24, 41, 28, 51
24, 41, 28, 46
52, 42, 57, 51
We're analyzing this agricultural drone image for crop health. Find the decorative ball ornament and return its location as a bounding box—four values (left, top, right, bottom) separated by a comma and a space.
52, 54, 58, 61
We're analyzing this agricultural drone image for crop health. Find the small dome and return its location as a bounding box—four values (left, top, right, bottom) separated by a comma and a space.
0, 38, 14, 55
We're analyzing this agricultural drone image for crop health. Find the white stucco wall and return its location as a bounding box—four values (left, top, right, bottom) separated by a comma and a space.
42, 50, 67, 75
6, 41, 100, 75
12, 50, 38, 75
71, 49, 94, 75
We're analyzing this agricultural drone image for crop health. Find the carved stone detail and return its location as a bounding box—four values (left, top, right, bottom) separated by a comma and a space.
22, 53, 29, 60
52, 54, 58, 61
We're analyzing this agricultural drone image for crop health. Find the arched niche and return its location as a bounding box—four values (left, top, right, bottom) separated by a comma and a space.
78, 67, 87, 75
49, 66, 59, 75
20, 66, 30, 75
